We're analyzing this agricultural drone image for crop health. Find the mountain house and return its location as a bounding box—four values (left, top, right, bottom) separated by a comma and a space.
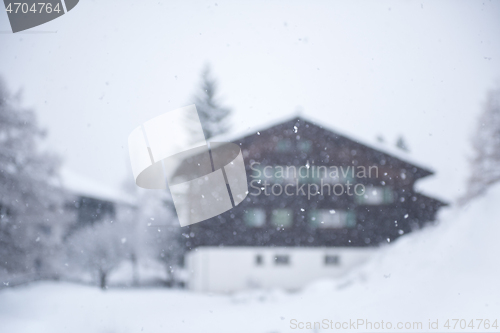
180, 116, 447, 292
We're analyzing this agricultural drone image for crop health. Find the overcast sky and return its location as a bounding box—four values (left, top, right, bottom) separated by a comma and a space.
1, 0, 499, 202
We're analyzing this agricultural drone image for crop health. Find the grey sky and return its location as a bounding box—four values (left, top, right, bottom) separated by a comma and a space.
1, 0, 499, 201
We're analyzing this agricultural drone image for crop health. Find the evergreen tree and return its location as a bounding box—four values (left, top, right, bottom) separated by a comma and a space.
463, 86, 500, 202
396, 136, 409, 152
0, 78, 63, 280
189, 65, 231, 140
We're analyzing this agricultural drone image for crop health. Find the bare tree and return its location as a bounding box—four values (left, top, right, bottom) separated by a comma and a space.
121, 156, 184, 287
137, 189, 184, 286
67, 221, 131, 289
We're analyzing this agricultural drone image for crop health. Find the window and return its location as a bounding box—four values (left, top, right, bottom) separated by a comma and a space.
244, 208, 266, 227
298, 139, 312, 152
324, 255, 340, 265
308, 209, 356, 228
355, 186, 394, 205
274, 255, 290, 265
271, 209, 293, 227
255, 254, 263, 266
251, 164, 267, 180
314, 166, 329, 182
325, 166, 354, 183
281, 165, 297, 183
276, 139, 293, 152
298, 166, 321, 184
298, 165, 353, 184
345, 211, 357, 228
339, 167, 354, 183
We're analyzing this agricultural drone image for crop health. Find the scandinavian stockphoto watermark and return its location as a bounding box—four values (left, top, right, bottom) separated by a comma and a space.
3, 0, 79, 33
249, 162, 379, 200
127, 105, 249, 227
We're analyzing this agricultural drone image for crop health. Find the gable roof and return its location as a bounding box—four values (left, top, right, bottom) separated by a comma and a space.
59, 168, 136, 205
210, 113, 435, 177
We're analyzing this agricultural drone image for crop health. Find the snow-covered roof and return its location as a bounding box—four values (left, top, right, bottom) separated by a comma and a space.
209, 113, 435, 174
59, 168, 136, 205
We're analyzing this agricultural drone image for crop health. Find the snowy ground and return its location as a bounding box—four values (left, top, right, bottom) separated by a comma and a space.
1, 185, 499, 333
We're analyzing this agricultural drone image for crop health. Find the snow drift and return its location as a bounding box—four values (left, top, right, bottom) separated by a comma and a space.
0, 184, 499, 333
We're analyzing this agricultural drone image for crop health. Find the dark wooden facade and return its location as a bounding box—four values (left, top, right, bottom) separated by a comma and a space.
184, 117, 447, 249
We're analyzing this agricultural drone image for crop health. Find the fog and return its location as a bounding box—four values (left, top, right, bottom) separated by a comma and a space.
1, 0, 499, 201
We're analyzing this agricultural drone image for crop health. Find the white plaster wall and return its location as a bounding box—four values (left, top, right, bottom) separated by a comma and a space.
186, 247, 375, 292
